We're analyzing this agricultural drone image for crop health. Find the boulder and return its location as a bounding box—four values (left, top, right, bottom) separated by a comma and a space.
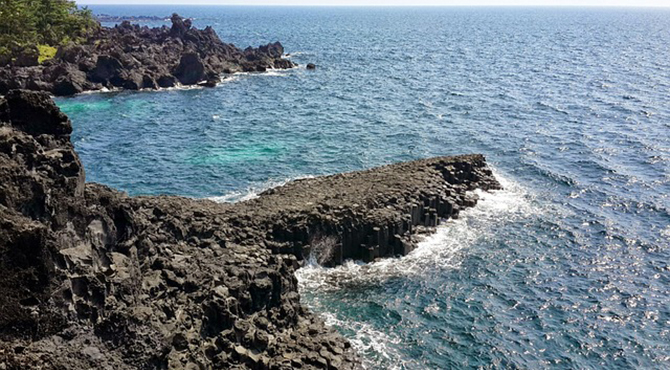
55, 44, 87, 64
1, 90, 72, 137
274, 59, 294, 69
170, 13, 191, 37
52, 76, 83, 96
157, 75, 177, 88
174, 52, 205, 85
51, 67, 88, 96
142, 75, 157, 89
258, 41, 285, 59
13, 46, 39, 67
89, 55, 124, 83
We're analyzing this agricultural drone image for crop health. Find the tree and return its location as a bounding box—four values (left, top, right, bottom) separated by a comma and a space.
0, 0, 99, 61
0, 0, 37, 49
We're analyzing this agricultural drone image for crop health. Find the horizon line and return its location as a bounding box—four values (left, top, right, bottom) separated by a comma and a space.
77, 2, 670, 7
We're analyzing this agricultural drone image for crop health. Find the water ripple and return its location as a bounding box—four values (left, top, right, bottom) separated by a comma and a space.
57, 6, 670, 369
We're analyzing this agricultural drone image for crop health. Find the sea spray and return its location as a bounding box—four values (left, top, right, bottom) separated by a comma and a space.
208, 175, 315, 203
306, 235, 340, 267
296, 170, 537, 368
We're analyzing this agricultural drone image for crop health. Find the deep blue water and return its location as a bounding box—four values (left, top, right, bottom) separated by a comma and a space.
56, 6, 670, 369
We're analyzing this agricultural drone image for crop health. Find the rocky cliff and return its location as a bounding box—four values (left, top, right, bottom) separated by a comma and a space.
0, 90, 500, 369
0, 14, 295, 96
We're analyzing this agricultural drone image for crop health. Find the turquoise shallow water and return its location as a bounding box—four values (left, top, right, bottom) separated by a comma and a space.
57, 6, 670, 369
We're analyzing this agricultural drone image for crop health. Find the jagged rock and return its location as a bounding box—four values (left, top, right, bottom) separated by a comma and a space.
174, 52, 205, 85
157, 75, 177, 88
52, 67, 88, 96
0, 14, 296, 96
0, 90, 501, 369
170, 13, 191, 37
89, 55, 124, 83
55, 44, 87, 64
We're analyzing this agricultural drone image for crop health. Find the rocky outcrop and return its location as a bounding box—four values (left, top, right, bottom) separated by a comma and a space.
223, 154, 499, 267
0, 14, 296, 96
95, 14, 171, 23
0, 91, 500, 369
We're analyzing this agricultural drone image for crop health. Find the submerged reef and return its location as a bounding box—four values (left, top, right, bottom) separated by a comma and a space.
0, 90, 500, 369
0, 14, 295, 97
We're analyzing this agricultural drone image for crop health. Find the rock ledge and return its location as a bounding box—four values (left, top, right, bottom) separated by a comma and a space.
0, 90, 500, 369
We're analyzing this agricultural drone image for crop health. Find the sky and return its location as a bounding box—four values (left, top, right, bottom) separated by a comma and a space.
77, 0, 670, 6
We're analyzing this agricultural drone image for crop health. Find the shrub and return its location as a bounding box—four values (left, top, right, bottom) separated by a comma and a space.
37, 44, 57, 64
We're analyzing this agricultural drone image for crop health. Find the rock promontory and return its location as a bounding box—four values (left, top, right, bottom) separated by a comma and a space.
0, 90, 500, 369
0, 14, 295, 96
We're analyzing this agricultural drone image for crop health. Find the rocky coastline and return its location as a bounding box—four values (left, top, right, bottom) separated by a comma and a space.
95, 14, 174, 23
0, 14, 295, 97
0, 90, 501, 369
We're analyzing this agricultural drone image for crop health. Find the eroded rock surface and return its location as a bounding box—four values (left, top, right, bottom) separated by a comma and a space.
0, 14, 295, 96
0, 90, 500, 369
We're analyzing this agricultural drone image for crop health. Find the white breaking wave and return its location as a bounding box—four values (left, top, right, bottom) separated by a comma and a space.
208, 175, 315, 203
61, 68, 294, 97
295, 169, 538, 368
284, 51, 307, 58
298, 169, 535, 290
234, 66, 296, 78
318, 311, 406, 370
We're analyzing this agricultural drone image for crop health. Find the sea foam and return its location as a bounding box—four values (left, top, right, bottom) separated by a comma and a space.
295, 169, 538, 368
208, 175, 315, 203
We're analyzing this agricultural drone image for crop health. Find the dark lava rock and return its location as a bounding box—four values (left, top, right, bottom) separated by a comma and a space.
174, 52, 205, 85
0, 14, 296, 96
88, 55, 124, 83
157, 75, 177, 88
306, 63, 316, 70
0, 90, 501, 369
12, 46, 40, 67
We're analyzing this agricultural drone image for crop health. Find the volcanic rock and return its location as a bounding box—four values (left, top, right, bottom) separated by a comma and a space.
0, 90, 501, 369
0, 14, 295, 96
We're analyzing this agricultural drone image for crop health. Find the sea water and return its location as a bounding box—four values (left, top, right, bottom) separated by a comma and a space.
56, 6, 670, 369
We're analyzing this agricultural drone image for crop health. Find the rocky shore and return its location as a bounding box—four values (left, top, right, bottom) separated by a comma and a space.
0, 90, 500, 369
0, 14, 295, 97
95, 14, 173, 23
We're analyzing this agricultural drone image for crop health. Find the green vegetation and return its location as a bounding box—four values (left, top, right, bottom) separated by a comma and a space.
37, 44, 57, 63
0, 0, 98, 64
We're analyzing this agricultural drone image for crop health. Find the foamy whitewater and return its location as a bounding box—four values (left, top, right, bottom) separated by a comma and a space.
57, 6, 670, 369
295, 171, 536, 368
207, 175, 314, 203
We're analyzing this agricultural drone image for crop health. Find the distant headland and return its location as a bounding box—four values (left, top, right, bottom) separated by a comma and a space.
0, 14, 295, 96
95, 14, 174, 23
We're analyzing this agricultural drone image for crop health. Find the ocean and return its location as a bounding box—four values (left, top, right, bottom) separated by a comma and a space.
56, 6, 670, 369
